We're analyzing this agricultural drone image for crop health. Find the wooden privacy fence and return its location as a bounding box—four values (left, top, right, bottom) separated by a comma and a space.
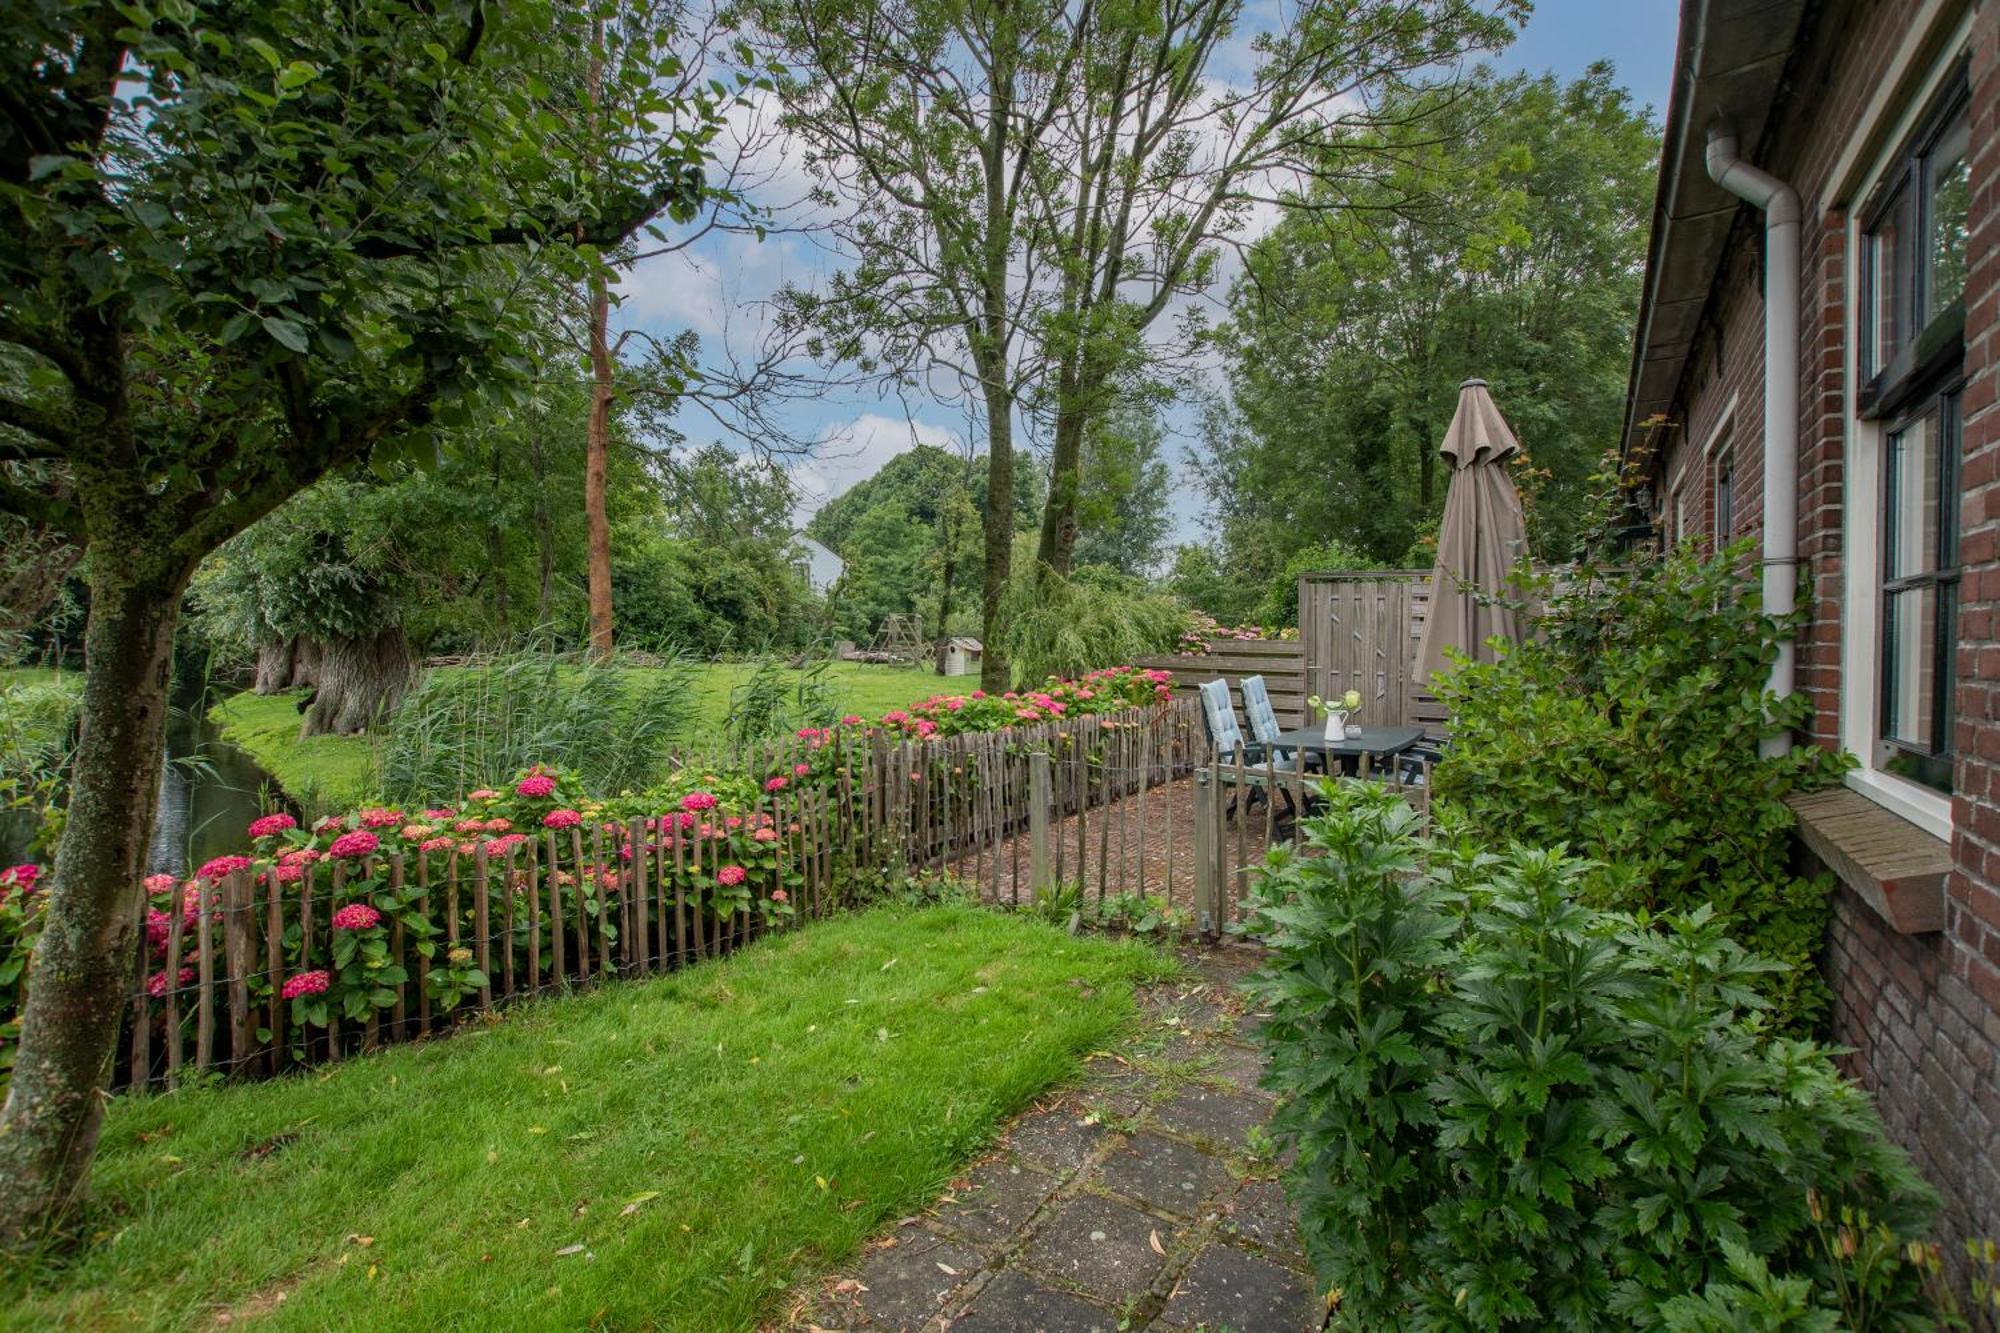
1132, 639, 1308, 726
117, 697, 1213, 1089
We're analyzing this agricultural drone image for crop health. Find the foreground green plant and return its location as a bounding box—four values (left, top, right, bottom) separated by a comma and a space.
2, 904, 1167, 1330
1242, 782, 1938, 1330
1433, 541, 1848, 1031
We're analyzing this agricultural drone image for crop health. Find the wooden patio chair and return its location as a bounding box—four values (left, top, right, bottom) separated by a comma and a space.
1197, 679, 1297, 823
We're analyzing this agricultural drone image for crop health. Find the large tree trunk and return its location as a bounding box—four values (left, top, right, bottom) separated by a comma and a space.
584, 272, 615, 662
300, 627, 413, 736
978, 372, 1012, 694
0, 546, 186, 1243
1035, 384, 1087, 578
252, 635, 295, 694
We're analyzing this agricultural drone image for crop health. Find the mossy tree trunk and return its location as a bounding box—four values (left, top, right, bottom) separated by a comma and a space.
0, 536, 188, 1242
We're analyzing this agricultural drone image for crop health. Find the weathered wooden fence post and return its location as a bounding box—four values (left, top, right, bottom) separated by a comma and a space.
1193, 765, 1220, 940
1028, 749, 1052, 900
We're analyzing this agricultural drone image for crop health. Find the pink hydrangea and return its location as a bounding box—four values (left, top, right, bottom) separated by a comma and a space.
274, 862, 306, 883
147, 967, 196, 999
359, 807, 402, 829
542, 809, 582, 830
680, 791, 717, 812
771, 889, 789, 904
331, 902, 382, 931
419, 836, 454, 854
793, 762, 811, 777
753, 827, 778, 843
281, 970, 331, 999
765, 775, 788, 793
143, 872, 178, 896
423, 808, 455, 820
399, 823, 435, 840
716, 865, 747, 887
677, 811, 698, 830
724, 815, 742, 830
841, 714, 863, 726
483, 818, 512, 832
313, 816, 345, 835
970, 690, 985, 699
145, 908, 173, 950
882, 710, 909, 725
1, 863, 40, 896
467, 789, 498, 801
327, 830, 379, 860
247, 812, 297, 840
197, 854, 252, 882
453, 819, 486, 833
515, 774, 557, 799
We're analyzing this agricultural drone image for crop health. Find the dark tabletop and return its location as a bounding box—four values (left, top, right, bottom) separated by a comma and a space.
1269, 724, 1427, 759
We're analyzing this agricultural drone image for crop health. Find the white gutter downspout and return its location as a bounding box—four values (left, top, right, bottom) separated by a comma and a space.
1706, 122, 1800, 758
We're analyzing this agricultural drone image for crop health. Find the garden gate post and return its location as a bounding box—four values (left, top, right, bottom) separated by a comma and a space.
1193, 767, 1220, 940
1028, 749, 1052, 899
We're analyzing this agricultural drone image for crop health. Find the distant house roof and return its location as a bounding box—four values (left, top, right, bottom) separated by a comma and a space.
948, 637, 982, 651
1620, 0, 1810, 464
794, 535, 846, 593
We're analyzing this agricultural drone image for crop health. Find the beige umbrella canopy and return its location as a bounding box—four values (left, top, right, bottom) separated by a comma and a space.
1414, 378, 1531, 684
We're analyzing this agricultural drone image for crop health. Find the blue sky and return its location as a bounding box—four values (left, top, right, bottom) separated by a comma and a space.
616, 1, 1682, 543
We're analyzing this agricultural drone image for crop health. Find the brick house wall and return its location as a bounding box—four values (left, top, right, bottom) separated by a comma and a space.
1650, 0, 2000, 1248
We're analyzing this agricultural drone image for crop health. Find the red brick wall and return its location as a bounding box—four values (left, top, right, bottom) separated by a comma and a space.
1659, 0, 2000, 1250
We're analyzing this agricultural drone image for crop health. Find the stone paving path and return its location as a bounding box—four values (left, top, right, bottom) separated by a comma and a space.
782, 945, 1320, 1332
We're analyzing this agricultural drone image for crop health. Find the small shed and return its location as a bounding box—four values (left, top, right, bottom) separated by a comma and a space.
942, 637, 982, 677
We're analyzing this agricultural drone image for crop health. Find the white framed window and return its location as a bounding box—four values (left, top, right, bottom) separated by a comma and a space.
1838, 15, 1969, 839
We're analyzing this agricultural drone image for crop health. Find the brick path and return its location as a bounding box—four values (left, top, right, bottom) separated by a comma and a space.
782, 946, 1320, 1332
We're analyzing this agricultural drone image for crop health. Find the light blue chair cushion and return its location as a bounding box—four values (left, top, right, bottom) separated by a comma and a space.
1200, 679, 1295, 773
1240, 675, 1281, 747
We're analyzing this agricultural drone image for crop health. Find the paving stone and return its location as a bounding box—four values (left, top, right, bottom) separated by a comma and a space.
1220, 1179, 1303, 1258
853, 1232, 985, 1329
1230, 1009, 1271, 1044
1200, 1040, 1270, 1093
1156, 1243, 1318, 1332
1095, 1132, 1230, 1217
1153, 1084, 1270, 1150
932, 1157, 1057, 1247
1003, 1106, 1111, 1175
1018, 1195, 1174, 1304
947, 1268, 1121, 1333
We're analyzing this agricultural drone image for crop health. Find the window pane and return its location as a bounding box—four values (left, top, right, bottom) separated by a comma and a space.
1928, 115, 1970, 314
1885, 415, 1938, 579
1714, 466, 1733, 539
1882, 585, 1938, 748
1866, 189, 1908, 377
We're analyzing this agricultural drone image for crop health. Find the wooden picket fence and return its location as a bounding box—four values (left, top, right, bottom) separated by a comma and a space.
118, 697, 1213, 1089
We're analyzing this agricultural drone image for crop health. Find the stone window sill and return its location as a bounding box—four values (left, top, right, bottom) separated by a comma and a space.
1787, 787, 1952, 933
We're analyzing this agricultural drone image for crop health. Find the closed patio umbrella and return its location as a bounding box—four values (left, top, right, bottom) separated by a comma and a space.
1414, 378, 1530, 684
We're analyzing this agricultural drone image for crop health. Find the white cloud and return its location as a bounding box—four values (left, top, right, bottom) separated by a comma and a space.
785, 412, 962, 523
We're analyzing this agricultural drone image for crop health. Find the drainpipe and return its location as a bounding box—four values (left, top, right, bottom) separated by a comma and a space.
1706, 122, 1799, 758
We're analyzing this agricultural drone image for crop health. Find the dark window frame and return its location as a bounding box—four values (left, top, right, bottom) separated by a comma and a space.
1876, 379, 1962, 794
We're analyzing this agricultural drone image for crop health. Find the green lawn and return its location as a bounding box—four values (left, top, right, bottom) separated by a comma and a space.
5, 904, 1167, 1331
211, 661, 952, 808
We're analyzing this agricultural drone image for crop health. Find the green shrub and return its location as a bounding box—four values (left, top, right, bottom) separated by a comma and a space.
1241, 782, 1938, 1330
1431, 542, 1847, 1031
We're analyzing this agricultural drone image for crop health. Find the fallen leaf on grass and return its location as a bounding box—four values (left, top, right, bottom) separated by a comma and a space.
620, 1191, 660, 1217
554, 1244, 586, 1257
936, 1262, 958, 1276
1149, 1230, 1166, 1256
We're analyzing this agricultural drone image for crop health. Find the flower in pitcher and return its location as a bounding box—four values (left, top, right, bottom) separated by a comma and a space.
1341, 689, 1362, 712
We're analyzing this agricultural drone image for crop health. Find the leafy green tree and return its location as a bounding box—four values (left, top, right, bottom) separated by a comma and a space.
1205, 65, 1658, 585
1071, 391, 1172, 577
0, 0, 736, 1240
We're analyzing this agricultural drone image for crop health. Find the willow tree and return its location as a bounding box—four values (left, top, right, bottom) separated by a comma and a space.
0, 0, 735, 1241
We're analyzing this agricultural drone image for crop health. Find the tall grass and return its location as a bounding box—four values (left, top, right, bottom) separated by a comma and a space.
378, 644, 697, 801
1004, 567, 1186, 687
723, 650, 840, 752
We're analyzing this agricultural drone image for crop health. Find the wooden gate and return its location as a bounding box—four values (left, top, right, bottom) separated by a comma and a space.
1297, 571, 1432, 729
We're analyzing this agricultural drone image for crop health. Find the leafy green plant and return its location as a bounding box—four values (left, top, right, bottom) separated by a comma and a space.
1241, 781, 1939, 1330
1004, 565, 1185, 687
724, 649, 839, 752
1432, 541, 1849, 1031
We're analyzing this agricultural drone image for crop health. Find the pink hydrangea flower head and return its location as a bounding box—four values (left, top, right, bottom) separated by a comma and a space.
145, 908, 173, 950
680, 791, 717, 812
248, 812, 297, 840
764, 776, 788, 793
1, 863, 40, 897
274, 862, 305, 883
771, 889, 788, 904
281, 970, 331, 1000
841, 714, 863, 726
515, 774, 557, 799
359, 807, 402, 829
882, 710, 909, 726
542, 808, 582, 830
454, 819, 485, 833
313, 816, 345, 835
147, 966, 196, 999
970, 690, 985, 699
197, 854, 252, 883
794, 762, 811, 777
143, 872, 177, 895
915, 719, 938, 737
677, 811, 698, 830
400, 823, 435, 840
328, 830, 380, 860
419, 836, 453, 854
467, 789, 498, 801
423, 808, 456, 821
724, 815, 743, 830
715, 864, 747, 887
753, 826, 778, 843
483, 818, 512, 832
331, 902, 382, 931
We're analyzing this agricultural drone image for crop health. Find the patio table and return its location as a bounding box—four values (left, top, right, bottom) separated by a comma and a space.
1266, 724, 1428, 774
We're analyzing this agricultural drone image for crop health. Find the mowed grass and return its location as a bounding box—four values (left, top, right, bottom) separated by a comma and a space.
5, 904, 1166, 1332
211, 661, 950, 808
